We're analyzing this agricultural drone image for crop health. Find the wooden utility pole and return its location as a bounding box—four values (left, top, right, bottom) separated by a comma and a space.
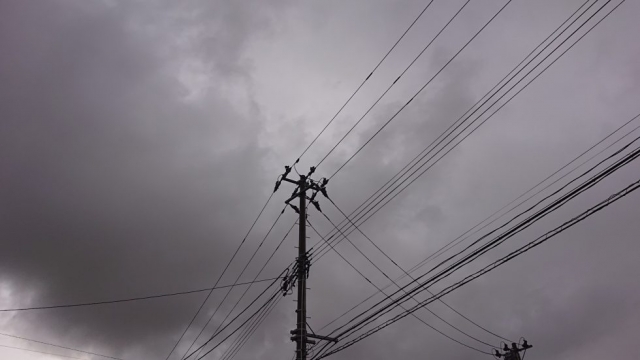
277, 166, 336, 360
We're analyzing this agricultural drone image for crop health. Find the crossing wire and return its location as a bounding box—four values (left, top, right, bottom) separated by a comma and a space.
315, 0, 473, 168
0, 344, 85, 360
293, 0, 436, 163
0, 277, 285, 313
181, 269, 287, 360
324, 195, 510, 342
314, 210, 496, 349
306, 220, 492, 355
317, 133, 640, 357
317, 176, 640, 359
164, 190, 277, 360
0, 332, 125, 360
316, 111, 640, 334
326, 0, 515, 180
312, 0, 613, 261
313, 0, 598, 257
192, 288, 281, 360
221, 292, 284, 360
179, 208, 287, 360
187, 217, 295, 359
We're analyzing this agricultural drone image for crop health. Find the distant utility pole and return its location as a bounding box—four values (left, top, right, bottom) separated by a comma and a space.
494, 339, 532, 360
275, 165, 337, 360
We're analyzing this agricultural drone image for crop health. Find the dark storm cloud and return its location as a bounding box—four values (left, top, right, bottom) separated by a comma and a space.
1, 0, 639, 360
0, 0, 291, 358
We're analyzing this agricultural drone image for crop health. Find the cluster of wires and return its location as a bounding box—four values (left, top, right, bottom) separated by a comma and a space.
1, 1, 632, 360
308, 117, 640, 359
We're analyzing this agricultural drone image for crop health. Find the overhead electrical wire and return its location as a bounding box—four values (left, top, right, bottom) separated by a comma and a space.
0, 343, 86, 360
313, 0, 597, 257
221, 293, 285, 360
0, 332, 125, 360
306, 220, 492, 354
315, 0, 473, 168
192, 288, 282, 360
293, 0, 436, 164
326, 0, 515, 180
337, 135, 640, 344
181, 269, 287, 360
316, 175, 640, 359
0, 277, 285, 313
185, 218, 295, 360
313, 133, 640, 358
405, 115, 640, 277
324, 196, 510, 342
315, 210, 496, 349
179, 210, 290, 359
315, 111, 640, 334
312, 0, 615, 261
164, 190, 278, 360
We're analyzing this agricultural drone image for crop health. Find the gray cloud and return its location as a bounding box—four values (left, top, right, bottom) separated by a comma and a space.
1, 0, 639, 360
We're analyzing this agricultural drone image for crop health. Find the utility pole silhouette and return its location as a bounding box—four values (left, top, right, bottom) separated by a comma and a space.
494, 339, 532, 360
275, 165, 336, 360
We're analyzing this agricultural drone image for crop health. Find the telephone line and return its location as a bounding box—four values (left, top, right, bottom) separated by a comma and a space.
164, 190, 277, 360
322, 137, 640, 350
317, 176, 640, 359
314, 0, 598, 254
180, 208, 287, 360
315, 0, 472, 167
306, 221, 491, 354
0, 332, 125, 360
327, 0, 514, 180
294, 0, 436, 163
316, 111, 639, 334
313, 0, 615, 260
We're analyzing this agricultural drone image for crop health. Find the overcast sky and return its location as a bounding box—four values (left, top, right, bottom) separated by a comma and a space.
1, 0, 639, 359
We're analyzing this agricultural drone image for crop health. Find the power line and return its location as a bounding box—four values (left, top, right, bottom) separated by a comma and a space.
324, 196, 510, 342
317, 175, 640, 359
187, 218, 295, 360
164, 190, 277, 360
0, 332, 125, 360
315, 0, 473, 168
221, 293, 284, 360
313, 0, 614, 261
294, 0, 436, 163
315, 111, 640, 334
181, 270, 288, 360
0, 343, 86, 360
306, 219, 491, 355
313, 0, 598, 254
179, 208, 288, 360
320, 134, 640, 355
0, 277, 284, 313
192, 289, 281, 360
327, 0, 515, 180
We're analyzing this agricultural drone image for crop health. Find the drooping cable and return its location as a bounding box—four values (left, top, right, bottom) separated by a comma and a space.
179, 208, 287, 359
164, 191, 277, 360
192, 289, 281, 360
317, 175, 640, 358
0, 332, 124, 360
181, 268, 288, 360
325, 196, 510, 342
313, 0, 615, 261
313, 0, 598, 257
0, 277, 285, 313
327, 0, 515, 180
306, 221, 491, 355
293, 0, 436, 164
315, 0, 473, 168
315, 111, 640, 334
320, 134, 640, 354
